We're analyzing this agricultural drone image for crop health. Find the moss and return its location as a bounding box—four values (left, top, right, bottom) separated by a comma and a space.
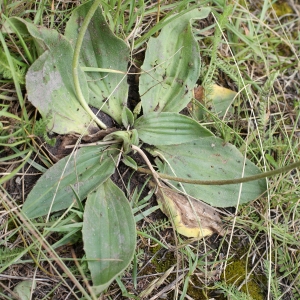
148, 246, 221, 299
150, 246, 176, 273
6, 219, 19, 243
148, 246, 214, 299
138, 245, 177, 276
276, 43, 293, 57
186, 275, 216, 300
238, 0, 247, 8
144, 242, 266, 299
221, 256, 265, 300
241, 279, 264, 299
271, 1, 293, 17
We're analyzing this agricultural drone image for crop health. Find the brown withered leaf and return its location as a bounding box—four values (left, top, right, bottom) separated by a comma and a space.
193, 85, 204, 103
149, 181, 224, 238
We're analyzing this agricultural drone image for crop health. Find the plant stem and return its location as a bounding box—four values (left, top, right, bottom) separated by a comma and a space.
137, 161, 300, 186
131, 145, 161, 186
72, 0, 107, 130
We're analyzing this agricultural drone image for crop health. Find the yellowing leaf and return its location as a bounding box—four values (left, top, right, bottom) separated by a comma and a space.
150, 181, 224, 238
190, 84, 237, 120
210, 84, 237, 108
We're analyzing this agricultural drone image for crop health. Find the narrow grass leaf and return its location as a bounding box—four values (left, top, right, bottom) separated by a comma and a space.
134, 205, 160, 223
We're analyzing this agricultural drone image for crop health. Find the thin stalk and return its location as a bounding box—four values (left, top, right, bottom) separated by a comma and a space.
137, 160, 300, 186
131, 145, 160, 185
72, 0, 107, 130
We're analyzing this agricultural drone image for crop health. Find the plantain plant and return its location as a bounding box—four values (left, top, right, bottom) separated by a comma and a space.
6, 1, 271, 294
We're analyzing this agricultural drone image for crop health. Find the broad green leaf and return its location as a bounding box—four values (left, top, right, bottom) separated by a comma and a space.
13, 280, 36, 300
134, 112, 212, 145
65, 1, 130, 124
139, 8, 210, 114
130, 129, 139, 146
26, 51, 97, 134
103, 130, 132, 153
122, 155, 138, 170
147, 137, 267, 207
83, 179, 136, 290
122, 107, 134, 128
9, 18, 97, 135
22, 146, 118, 219
3, 17, 47, 55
